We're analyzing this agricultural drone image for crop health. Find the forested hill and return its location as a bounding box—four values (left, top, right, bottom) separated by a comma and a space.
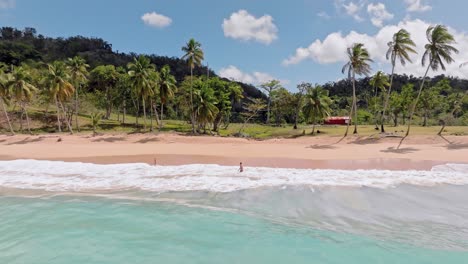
0, 26, 264, 99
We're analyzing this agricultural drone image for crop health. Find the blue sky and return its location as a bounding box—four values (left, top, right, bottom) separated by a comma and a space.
1, 0, 467, 90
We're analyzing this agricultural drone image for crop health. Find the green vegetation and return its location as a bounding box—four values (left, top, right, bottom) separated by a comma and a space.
0, 26, 467, 141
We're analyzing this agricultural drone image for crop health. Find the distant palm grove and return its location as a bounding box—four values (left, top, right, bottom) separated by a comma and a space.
0, 26, 467, 138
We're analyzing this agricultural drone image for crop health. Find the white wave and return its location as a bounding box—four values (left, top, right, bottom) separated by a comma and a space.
0, 160, 467, 193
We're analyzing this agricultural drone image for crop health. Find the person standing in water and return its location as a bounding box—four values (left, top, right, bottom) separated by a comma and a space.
239, 162, 244, 173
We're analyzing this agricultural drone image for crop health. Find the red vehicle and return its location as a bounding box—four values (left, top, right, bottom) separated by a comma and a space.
324, 116, 351, 125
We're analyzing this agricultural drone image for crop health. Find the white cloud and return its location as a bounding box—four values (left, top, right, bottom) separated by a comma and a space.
367, 3, 394, 27
0, 0, 14, 9
317, 11, 331, 19
283, 19, 468, 78
218, 65, 288, 86
222, 10, 278, 45
141, 12, 172, 28
404, 0, 432, 12
343, 1, 364, 21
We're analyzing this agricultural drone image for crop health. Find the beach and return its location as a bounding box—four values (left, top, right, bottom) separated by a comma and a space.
0, 133, 467, 170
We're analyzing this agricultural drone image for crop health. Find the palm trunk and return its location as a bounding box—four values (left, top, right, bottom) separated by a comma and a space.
60, 101, 73, 134
123, 100, 126, 124
55, 96, 62, 133
311, 122, 316, 135
149, 100, 154, 132
75, 84, 80, 132
381, 61, 395, 133
23, 104, 32, 134
160, 103, 164, 130
266, 94, 271, 124
398, 63, 432, 148
153, 102, 161, 131
190, 67, 196, 133
352, 72, 358, 134
343, 96, 355, 137
0, 98, 15, 135
142, 98, 147, 131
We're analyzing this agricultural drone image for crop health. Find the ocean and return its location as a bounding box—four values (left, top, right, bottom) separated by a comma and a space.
0, 160, 467, 263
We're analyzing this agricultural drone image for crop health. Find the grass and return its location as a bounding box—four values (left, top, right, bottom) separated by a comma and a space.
1, 107, 467, 138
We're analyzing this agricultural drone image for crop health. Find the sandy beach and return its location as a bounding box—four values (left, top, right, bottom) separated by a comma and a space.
0, 133, 466, 170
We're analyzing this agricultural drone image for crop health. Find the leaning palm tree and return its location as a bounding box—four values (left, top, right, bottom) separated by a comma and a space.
66, 56, 89, 132
45, 61, 75, 133
159, 65, 176, 129
0, 69, 14, 134
399, 25, 458, 148
7, 66, 38, 134
303, 86, 332, 135
341, 43, 373, 135
369, 71, 390, 129
381, 29, 417, 133
181, 38, 204, 133
128, 56, 156, 131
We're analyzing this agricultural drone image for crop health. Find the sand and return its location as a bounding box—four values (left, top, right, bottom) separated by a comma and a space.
0, 133, 467, 170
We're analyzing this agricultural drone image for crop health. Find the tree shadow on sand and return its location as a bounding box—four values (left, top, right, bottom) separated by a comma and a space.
7, 137, 44, 145
92, 137, 126, 143
306, 144, 337, 150
445, 142, 468, 150
381, 147, 419, 154
135, 137, 160, 144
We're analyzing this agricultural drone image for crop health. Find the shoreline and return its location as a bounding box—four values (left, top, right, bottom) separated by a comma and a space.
0, 133, 467, 171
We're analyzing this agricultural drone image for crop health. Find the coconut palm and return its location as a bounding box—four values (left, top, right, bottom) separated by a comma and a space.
181, 38, 204, 133
369, 71, 390, 129
90, 112, 102, 137
7, 66, 38, 134
303, 86, 332, 135
128, 56, 156, 131
0, 69, 14, 134
45, 61, 75, 133
341, 43, 373, 135
66, 56, 89, 131
159, 65, 176, 129
194, 83, 219, 133
381, 29, 417, 133
399, 25, 458, 148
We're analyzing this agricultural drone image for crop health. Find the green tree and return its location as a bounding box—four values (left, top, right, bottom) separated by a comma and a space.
239, 98, 266, 134
303, 86, 332, 135
369, 71, 390, 129
90, 65, 118, 120
194, 81, 219, 133
400, 25, 458, 147
260, 80, 282, 124
66, 56, 89, 132
159, 65, 176, 129
7, 66, 38, 133
382, 29, 417, 132
127, 56, 157, 131
418, 87, 439, 126
0, 68, 14, 134
293, 83, 309, 129
181, 38, 204, 133
342, 43, 373, 135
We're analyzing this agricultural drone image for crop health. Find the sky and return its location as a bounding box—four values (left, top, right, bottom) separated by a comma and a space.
1, 0, 468, 90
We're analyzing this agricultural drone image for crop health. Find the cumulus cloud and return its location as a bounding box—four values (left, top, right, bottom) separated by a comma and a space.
367, 3, 394, 27
141, 12, 172, 28
283, 19, 468, 78
0, 0, 15, 9
218, 65, 288, 86
343, 1, 364, 21
404, 0, 432, 12
222, 10, 278, 45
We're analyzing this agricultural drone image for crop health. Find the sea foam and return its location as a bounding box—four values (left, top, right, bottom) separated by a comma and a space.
0, 160, 467, 193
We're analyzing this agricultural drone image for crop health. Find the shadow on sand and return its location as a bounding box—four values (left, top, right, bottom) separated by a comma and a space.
92, 137, 126, 143
381, 147, 419, 154
306, 144, 337, 150
136, 137, 160, 144
7, 137, 44, 145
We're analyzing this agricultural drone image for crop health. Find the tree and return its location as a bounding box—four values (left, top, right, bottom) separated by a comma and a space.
418, 87, 439, 126
127, 56, 157, 131
7, 66, 38, 133
341, 43, 373, 135
238, 98, 266, 134
293, 83, 309, 129
399, 25, 458, 147
0, 68, 14, 134
194, 82, 219, 133
66, 56, 89, 132
369, 71, 389, 129
260, 80, 282, 124
90, 65, 118, 120
181, 38, 204, 133
382, 29, 417, 133
90, 112, 102, 136
303, 86, 332, 135
45, 61, 75, 133
159, 65, 176, 129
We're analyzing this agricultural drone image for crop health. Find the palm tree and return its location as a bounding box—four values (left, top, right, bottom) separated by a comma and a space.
128, 56, 156, 131
0, 69, 14, 134
381, 29, 417, 133
303, 86, 332, 135
399, 25, 458, 148
90, 112, 102, 137
194, 83, 219, 133
45, 61, 75, 133
159, 65, 176, 129
369, 71, 390, 129
66, 56, 89, 132
7, 66, 38, 134
181, 38, 204, 133
341, 43, 373, 135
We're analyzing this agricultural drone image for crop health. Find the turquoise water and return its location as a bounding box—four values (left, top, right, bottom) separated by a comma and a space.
1, 196, 467, 264
1, 160, 468, 263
